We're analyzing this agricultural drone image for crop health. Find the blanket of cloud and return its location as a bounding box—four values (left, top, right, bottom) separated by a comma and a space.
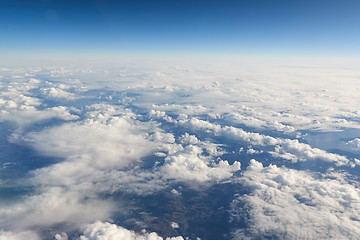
0, 59, 360, 240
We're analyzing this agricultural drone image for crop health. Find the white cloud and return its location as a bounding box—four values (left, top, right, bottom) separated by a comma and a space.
54, 233, 68, 240
347, 138, 360, 151
0, 188, 115, 231
0, 104, 161, 234
1, 61, 360, 239
246, 148, 262, 155
270, 138, 349, 165
179, 133, 200, 145
230, 159, 360, 239
137, 62, 360, 133
161, 145, 240, 183
224, 108, 296, 133
0, 77, 79, 127
41, 87, 75, 100
175, 117, 349, 165
20, 105, 163, 192
0, 105, 79, 127
25, 115, 156, 171
80, 133, 239, 195
151, 104, 207, 116
1, 100, 241, 237
170, 189, 181, 196
170, 222, 179, 229
78, 221, 184, 240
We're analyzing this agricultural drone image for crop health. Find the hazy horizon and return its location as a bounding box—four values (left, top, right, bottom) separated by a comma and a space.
1, 1, 360, 240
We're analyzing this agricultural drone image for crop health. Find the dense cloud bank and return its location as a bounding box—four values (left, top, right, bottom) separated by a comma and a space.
0, 63, 359, 239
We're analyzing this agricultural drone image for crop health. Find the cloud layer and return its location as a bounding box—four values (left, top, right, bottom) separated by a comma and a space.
0, 62, 359, 239
231, 159, 360, 239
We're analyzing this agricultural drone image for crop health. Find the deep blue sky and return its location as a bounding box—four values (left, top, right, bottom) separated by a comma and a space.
0, 0, 359, 56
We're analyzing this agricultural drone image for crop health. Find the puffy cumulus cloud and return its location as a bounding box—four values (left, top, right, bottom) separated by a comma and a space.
151, 104, 207, 116
83, 134, 239, 195
347, 138, 360, 151
223, 108, 296, 133
0, 95, 41, 109
83, 103, 133, 123
0, 77, 79, 127
156, 115, 279, 147
153, 131, 239, 185
270, 138, 349, 165
25, 115, 156, 171
170, 222, 179, 229
41, 87, 75, 100
54, 232, 68, 240
246, 148, 263, 155
179, 133, 200, 145
78, 221, 184, 240
179, 133, 224, 157
354, 158, 360, 166
0, 93, 37, 113
0, 78, 41, 108
76, 136, 239, 196
21, 104, 164, 190
230, 159, 360, 239
161, 145, 240, 183
173, 116, 349, 166
0, 230, 40, 240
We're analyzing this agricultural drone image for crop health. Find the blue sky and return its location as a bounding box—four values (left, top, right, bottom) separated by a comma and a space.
0, 0, 359, 56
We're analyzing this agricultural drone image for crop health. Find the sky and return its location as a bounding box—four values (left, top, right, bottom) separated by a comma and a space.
0, 0, 360, 57
1, 2, 360, 240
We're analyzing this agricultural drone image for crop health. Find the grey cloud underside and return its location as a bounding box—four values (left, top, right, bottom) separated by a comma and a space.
0, 63, 359, 239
